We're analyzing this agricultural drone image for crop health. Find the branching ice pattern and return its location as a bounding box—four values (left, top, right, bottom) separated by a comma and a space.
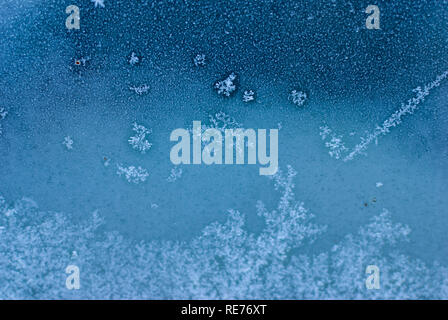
128, 122, 152, 154
129, 85, 150, 95
214, 73, 237, 97
320, 71, 448, 161
0, 166, 446, 299
116, 164, 149, 184
193, 54, 206, 67
166, 166, 183, 182
289, 90, 307, 107
62, 136, 74, 150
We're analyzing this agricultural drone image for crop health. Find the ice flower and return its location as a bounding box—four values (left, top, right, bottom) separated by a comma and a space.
128, 123, 152, 154
91, 0, 105, 8
289, 90, 307, 107
62, 136, 73, 150
166, 166, 183, 182
319, 126, 348, 160
0, 168, 447, 299
129, 52, 140, 66
129, 84, 150, 95
193, 54, 206, 67
344, 70, 448, 161
242, 90, 255, 102
0, 107, 8, 120
116, 164, 149, 184
214, 73, 237, 97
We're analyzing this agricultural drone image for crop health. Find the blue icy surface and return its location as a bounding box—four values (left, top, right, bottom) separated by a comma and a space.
0, 0, 447, 299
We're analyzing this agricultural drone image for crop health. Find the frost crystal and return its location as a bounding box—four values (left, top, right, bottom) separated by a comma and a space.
91, 0, 105, 8
193, 54, 206, 67
116, 165, 149, 184
129, 84, 150, 95
62, 136, 74, 150
128, 123, 152, 154
0, 168, 447, 299
129, 52, 140, 66
344, 71, 448, 161
320, 126, 348, 159
289, 90, 307, 106
166, 166, 183, 182
189, 111, 242, 137
242, 90, 255, 102
0, 107, 6, 136
214, 73, 237, 97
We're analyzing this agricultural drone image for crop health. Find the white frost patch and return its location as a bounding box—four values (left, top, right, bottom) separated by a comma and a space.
116, 165, 149, 184
193, 54, 206, 67
166, 167, 183, 182
128, 123, 152, 154
214, 73, 237, 97
129, 52, 140, 66
317, 70, 448, 161
62, 136, 74, 150
129, 84, 150, 95
0, 107, 7, 120
319, 126, 347, 160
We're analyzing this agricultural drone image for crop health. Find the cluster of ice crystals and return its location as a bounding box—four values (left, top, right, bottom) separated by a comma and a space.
128, 123, 152, 154
214, 73, 237, 97
116, 165, 149, 184
320, 126, 348, 160
242, 90, 255, 102
62, 136, 74, 150
0, 107, 8, 120
289, 90, 307, 106
193, 54, 206, 67
166, 166, 183, 182
319, 126, 348, 159
129, 84, 150, 95
0, 166, 447, 299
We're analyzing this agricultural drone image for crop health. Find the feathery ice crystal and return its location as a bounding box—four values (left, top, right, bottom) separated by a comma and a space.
320, 126, 348, 160
289, 90, 307, 107
189, 111, 243, 145
128, 52, 140, 66
116, 164, 149, 184
0, 166, 447, 299
214, 73, 237, 97
128, 123, 152, 154
319, 71, 448, 161
344, 71, 448, 161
